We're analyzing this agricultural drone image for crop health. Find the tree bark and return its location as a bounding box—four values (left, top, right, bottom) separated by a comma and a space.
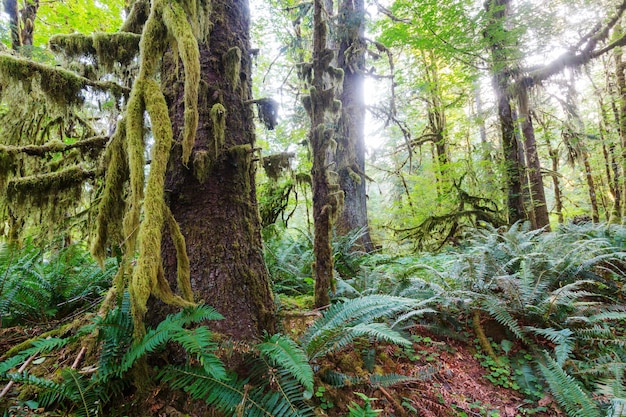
335, 0, 374, 252
309, 0, 342, 308
517, 87, 550, 230
484, 0, 526, 225
159, 0, 275, 340
3, 0, 20, 50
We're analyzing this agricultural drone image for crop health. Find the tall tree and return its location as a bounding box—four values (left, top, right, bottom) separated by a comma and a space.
484, 0, 526, 225
305, 0, 344, 307
0, 0, 276, 340
334, 0, 374, 251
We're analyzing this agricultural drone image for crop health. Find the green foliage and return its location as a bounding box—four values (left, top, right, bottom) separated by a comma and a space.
0, 241, 117, 326
346, 392, 382, 417
301, 295, 415, 360
538, 353, 601, 417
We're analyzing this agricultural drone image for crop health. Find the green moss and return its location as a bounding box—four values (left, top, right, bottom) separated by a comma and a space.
7, 165, 95, 206
91, 119, 128, 266
163, 0, 200, 166
210, 103, 226, 154
165, 203, 193, 302
192, 149, 212, 183
0, 53, 86, 106
223, 46, 241, 89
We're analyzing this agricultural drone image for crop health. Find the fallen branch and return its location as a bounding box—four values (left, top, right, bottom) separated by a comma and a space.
0, 353, 37, 398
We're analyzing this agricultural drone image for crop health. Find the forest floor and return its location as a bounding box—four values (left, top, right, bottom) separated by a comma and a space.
0, 316, 564, 417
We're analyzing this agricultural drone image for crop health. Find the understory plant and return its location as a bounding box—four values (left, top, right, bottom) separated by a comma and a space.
1, 294, 422, 416
421, 222, 626, 416
0, 241, 117, 327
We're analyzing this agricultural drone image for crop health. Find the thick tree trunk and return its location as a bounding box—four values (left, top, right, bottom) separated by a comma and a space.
517, 87, 550, 230
3, 0, 20, 50
485, 0, 526, 225
159, 0, 275, 340
335, 0, 374, 252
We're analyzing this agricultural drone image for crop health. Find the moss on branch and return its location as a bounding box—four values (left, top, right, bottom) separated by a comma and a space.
0, 53, 128, 106
49, 32, 141, 72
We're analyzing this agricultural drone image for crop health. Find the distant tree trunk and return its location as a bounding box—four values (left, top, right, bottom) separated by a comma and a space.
335, 0, 374, 252
581, 152, 600, 223
614, 39, 626, 219
3, 0, 20, 50
484, 0, 526, 225
19, 0, 39, 49
517, 87, 550, 230
422, 50, 449, 195
544, 134, 564, 224
159, 0, 275, 340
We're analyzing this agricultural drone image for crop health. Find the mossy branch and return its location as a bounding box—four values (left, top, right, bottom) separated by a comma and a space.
7, 166, 96, 204
0, 136, 108, 157
49, 32, 141, 71
0, 53, 129, 106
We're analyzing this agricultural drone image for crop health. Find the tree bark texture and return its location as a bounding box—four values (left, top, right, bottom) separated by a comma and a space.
484, 0, 526, 225
309, 0, 342, 308
335, 0, 374, 252
517, 87, 550, 230
159, 0, 275, 340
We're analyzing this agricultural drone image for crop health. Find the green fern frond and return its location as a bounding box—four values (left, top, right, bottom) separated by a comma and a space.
171, 326, 226, 380
321, 370, 362, 387
302, 295, 416, 359
527, 327, 573, 366
480, 297, 528, 343
369, 373, 423, 387
159, 365, 315, 417
538, 352, 601, 417
258, 333, 314, 393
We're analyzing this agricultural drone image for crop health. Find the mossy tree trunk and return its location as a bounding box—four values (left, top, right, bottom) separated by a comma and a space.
158, 0, 275, 340
335, 0, 374, 252
3, 0, 39, 53
307, 0, 343, 308
484, 0, 526, 226
516, 87, 550, 230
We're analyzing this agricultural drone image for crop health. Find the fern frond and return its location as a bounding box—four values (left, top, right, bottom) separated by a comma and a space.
171, 327, 226, 380
527, 327, 573, 366
369, 373, 422, 387
302, 295, 416, 359
538, 352, 601, 417
258, 334, 314, 393
481, 297, 528, 343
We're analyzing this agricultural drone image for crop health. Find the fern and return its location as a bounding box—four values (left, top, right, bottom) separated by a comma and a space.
538, 353, 601, 417
527, 327, 574, 366
258, 333, 314, 394
159, 365, 315, 417
302, 295, 415, 360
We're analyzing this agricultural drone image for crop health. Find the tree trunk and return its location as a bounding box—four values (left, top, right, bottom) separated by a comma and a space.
335, 0, 374, 252
517, 87, 550, 230
581, 152, 600, 223
159, 0, 275, 340
545, 134, 564, 224
3, 0, 20, 50
484, 0, 526, 225
309, 0, 342, 308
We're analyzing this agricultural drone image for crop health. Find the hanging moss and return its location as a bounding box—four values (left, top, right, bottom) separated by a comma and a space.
195, 0, 212, 43
256, 98, 278, 130
223, 46, 241, 89
165, 203, 193, 302
210, 103, 226, 154
7, 165, 96, 206
130, 78, 194, 337
0, 147, 17, 189
262, 152, 294, 181
163, 0, 200, 166
91, 120, 129, 266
